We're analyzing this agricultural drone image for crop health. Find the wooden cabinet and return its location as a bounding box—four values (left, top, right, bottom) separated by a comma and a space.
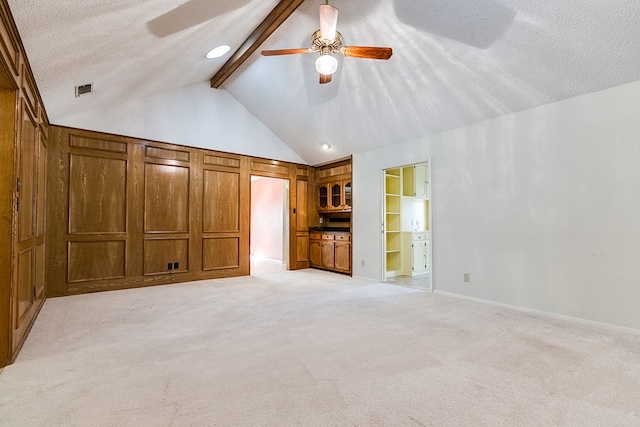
321, 239, 335, 269
318, 184, 329, 211
318, 180, 351, 212
309, 231, 351, 274
309, 233, 322, 267
334, 240, 351, 273
403, 164, 428, 199
401, 232, 429, 276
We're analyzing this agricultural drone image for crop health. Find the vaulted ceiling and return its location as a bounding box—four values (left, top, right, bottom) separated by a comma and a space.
8, 0, 640, 165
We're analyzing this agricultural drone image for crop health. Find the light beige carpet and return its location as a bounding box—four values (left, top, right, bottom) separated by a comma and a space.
1, 269, 639, 426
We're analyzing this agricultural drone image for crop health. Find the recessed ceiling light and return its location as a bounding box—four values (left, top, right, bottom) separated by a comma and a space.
322, 143, 332, 150
205, 45, 231, 59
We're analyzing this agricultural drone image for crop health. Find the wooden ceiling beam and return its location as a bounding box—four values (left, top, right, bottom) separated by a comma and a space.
210, 0, 306, 89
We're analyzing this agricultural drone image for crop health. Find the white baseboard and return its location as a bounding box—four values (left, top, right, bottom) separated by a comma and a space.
433, 290, 640, 336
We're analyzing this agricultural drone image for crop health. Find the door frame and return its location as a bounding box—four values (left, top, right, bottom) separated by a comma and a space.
381, 158, 434, 293
0, 68, 17, 367
249, 175, 290, 273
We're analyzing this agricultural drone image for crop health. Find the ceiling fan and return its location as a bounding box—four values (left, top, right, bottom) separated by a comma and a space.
261, 1, 393, 84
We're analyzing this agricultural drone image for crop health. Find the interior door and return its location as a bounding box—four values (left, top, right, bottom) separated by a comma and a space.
12, 100, 44, 355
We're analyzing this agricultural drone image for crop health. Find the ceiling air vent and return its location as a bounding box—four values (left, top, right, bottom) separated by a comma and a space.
75, 83, 93, 97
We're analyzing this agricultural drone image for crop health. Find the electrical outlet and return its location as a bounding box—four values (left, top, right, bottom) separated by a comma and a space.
168, 263, 173, 271
174, 262, 179, 270
464, 273, 470, 282
361, 260, 365, 267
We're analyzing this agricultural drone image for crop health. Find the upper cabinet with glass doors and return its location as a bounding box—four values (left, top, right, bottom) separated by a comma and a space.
319, 180, 351, 212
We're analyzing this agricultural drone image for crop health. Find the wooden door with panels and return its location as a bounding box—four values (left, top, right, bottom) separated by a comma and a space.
12, 93, 46, 357
202, 153, 248, 275
292, 168, 310, 269
1, 1, 49, 365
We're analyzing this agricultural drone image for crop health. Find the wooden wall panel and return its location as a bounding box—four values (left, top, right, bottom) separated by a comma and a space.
18, 101, 35, 242
296, 179, 307, 231
289, 165, 309, 270
70, 135, 127, 153
0, 88, 16, 367
143, 238, 188, 275
36, 133, 46, 235
20, 63, 37, 115
69, 154, 127, 234
37, 104, 48, 135
144, 163, 189, 233
16, 248, 33, 328
46, 127, 316, 295
68, 240, 126, 282
146, 146, 189, 162
204, 154, 240, 168
34, 243, 45, 299
251, 159, 289, 177
0, 2, 19, 79
0, 65, 11, 88
296, 235, 309, 263
203, 169, 239, 233
317, 160, 351, 180
203, 237, 239, 270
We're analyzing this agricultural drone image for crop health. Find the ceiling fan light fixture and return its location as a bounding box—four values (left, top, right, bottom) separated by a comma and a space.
315, 54, 338, 75
205, 45, 231, 59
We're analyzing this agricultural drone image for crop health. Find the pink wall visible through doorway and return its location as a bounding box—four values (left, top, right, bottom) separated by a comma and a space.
250, 176, 286, 262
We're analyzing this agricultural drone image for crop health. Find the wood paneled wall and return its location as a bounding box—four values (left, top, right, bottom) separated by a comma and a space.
47, 126, 310, 296
1, 0, 49, 367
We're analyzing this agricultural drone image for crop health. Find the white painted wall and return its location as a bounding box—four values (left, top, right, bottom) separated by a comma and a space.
353, 80, 640, 330
56, 82, 305, 164
401, 197, 428, 232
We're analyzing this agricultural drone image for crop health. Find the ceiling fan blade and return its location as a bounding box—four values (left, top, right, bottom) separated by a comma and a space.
341, 46, 393, 60
319, 4, 338, 41
319, 73, 332, 84
261, 48, 311, 56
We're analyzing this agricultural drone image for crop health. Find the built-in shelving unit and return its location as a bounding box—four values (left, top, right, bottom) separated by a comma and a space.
384, 164, 431, 279
385, 168, 402, 277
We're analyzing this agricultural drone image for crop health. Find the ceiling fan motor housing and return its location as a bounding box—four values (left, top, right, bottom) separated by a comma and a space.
311, 30, 343, 54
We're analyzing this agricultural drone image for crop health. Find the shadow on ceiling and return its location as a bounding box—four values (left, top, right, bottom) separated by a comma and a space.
148, 0, 252, 38
393, 0, 516, 49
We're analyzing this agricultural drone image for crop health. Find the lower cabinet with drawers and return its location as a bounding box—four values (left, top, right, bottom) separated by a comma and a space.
309, 231, 351, 275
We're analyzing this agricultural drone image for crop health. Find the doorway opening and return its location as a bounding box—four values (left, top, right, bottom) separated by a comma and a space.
382, 161, 433, 291
250, 176, 289, 274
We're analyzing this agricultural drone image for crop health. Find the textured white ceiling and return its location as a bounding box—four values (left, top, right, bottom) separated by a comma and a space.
8, 0, 640, 165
